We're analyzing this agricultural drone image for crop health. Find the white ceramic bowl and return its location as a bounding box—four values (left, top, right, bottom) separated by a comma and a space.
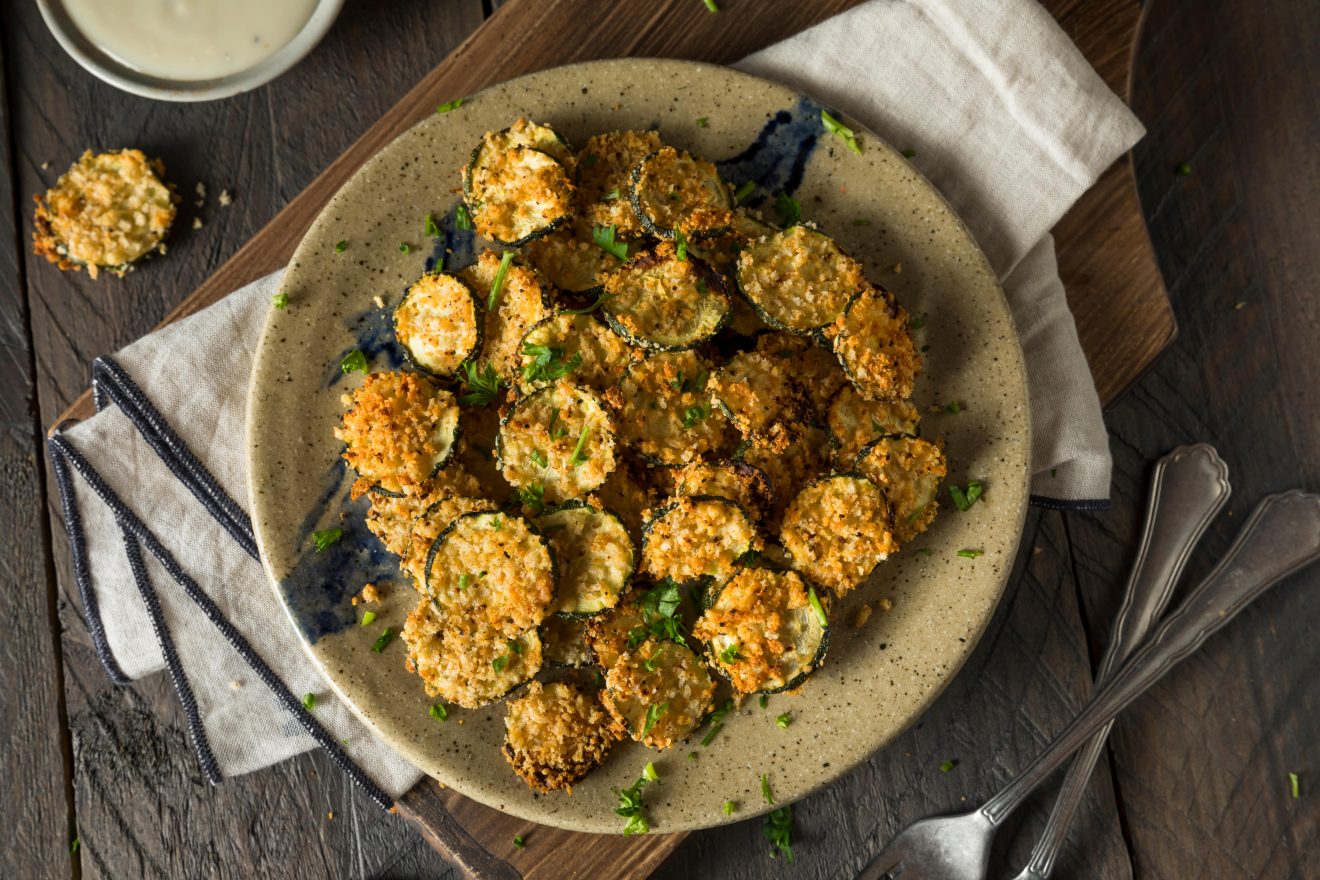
37, 0, 344, 102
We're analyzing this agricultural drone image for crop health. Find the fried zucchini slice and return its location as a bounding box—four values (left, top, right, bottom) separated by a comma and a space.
364, 465, 486, 559
497, 382, 618, 502
672, 460, 775, 525
578, 130, 665, 239
780, 475, 897, 596
423, 510, 556, 635
517, 312, 638, 396
536, 501, 636, 617
755, 331, 849, 419
709, 350, 804, 438
641, 495, 761, 585
628, 146, 733, 240
736, 226, 865, 333
464, 119, 576, 246
394, 273, 482, 377
737, 421, 832, 525
601, 637, 716, 749
608, 350, 730, 466
336, 371, 461, 495
32, 149, 176, 279
503, 681, 624, 792
830, 284, 921, 401
585, 588, 648, 669
827, 384, 922, 465
601, 243, 730, 351
693, 567, 829, 694
540, 615, 595, 667
398, 491, 499, 592
402, 598, 542, 708
589, 458, 656, 544
455, 402, 509, 500
521, 221, 623, 296
459, 250, 553, 381
856, 435, 948, 543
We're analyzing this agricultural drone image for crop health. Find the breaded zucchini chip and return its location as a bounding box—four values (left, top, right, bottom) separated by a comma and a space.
856, 435, 948, 543
672, 460, 775, 525
394, 273, 482, 378
755, 331, 849, 420
402, 598, 541, 708
464, 118, 576, 246
608, 350, 731, 466
709, 349, 804, 438
521, 220, 624, 296
827, 384, 922, 465
780, 474, 897, 596
629, 146, 733, 240
641, 495, 761, 585
336, 371, 461, 496
540, 615, 595, 668
503, 681, 624, 792
497, 382, 618, 503
829, 284, 921, 401
517, 312, 638, 396
578, 130, 665, 238
536, 501, 636, 617
585, 588, 648, 670
601, 243, 730, 351
33, 149, 176, 278
601, 636, 716, 749
460, 250, 553, 381
736, 225, 864, 333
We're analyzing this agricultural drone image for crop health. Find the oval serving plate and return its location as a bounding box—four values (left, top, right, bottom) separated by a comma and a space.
246, 58, 1029, 834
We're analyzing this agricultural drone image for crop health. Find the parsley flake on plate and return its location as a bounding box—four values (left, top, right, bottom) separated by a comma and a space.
776, 711, 792, 729
340, 350, 368, 374
272, 292, 288, 309
360, 610, 377, 627
733, 180, 756, 205
821, 109, 862, 154
948, 480, 984, 511
423, 212, 441, 237
371, 627, 396, 653
435, 97, 464, 113
700, 698, 734, 746
312, 528, 342, 551
429, 702, 449, 722
775, 192, 801, 227
458, 361, 502, 406
455, 203, 474, 231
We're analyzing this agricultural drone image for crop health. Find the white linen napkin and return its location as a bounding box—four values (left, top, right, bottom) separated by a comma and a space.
52, 0, 1144, 797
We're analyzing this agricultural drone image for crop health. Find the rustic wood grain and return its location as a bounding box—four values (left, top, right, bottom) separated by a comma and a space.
0, 41, 78, 880
1066, 0, 1320, 877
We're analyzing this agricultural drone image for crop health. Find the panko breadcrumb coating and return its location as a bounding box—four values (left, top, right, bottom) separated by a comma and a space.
630, 146, 733, 238
33, 149, 177, 279
607, 350, 731, 466
755, 331, 850, 420
672, 460, 775, 525
585, 589, 648, 670
641, 495, 761, 585
336, 372, 461, 495
466, 119, 576, 245
403, 598, 541, 708
460, 249, 552, 381
737, 226, 864, 331
827, 384, 922, 466
503, 681, 623, 792
577, 130, 664, 238
829, 284, 921, 401
601, 637, 716, 749
780, 475, 898, 596
856, 435, 948, 543
709, 349, 804, 439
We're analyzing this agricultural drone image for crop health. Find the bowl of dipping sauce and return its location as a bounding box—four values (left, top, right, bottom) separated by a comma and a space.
38, 0, 344, 102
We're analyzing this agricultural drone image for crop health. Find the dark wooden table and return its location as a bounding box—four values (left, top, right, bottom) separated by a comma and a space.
2, 1, 1317, 878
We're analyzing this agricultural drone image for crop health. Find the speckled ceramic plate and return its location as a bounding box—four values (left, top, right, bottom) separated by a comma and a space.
247, 58, 1029, 834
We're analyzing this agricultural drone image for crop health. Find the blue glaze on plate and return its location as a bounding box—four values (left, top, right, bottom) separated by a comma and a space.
286, 99, 823, 645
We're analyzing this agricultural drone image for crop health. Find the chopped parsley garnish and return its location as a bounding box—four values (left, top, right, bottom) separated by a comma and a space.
547, 407, 568, 439
775, 192, 801, 227
761, 774, 775, 805
455, 203, 474, 231
957, 549, 984, 559
807, 587, 828, 628
335, 239, 348, 252
272, 292, 288, 309
763, 806, 794, 861
722, 800, 736, 815
340, 349, 368, 374
821, 109, 862, 154
682, 402, 711, 428
948, 480, 984, 511
521, 342, 582, 384
719, 642, 742, 664
492, 654, 510, 673
615, 771, 653, 835
312, 528, 342, 551
916, 547, 932, 557
631, 580, 689, 648
759, 694, 769, 709
508, 638, 524, 655
457, 573, 473, 590
702, 0, 718, 12
561, 292, 617, 315
945, 400, 962, 414
901, 148, 917, 158
458, 361, 502, 406
529, 449, 548, 468
569, 426, 592, 467
907, 504, 927, 524
360, 610, 377, 627
940, 759, 957, 772
424, 212, 441, 237
697, 116, 711, 127
642, 702, 668, 737
435, 97, 464, 113
670, 368, 709, 394
1176, 160, 1193, 176
430, 703, 448, 722
642, 761, 660, 783
399, 242, 411, 254
603, 186, 621, 201
302, 692, 316, 710
674, 228, 689, 261
688, 751, 699, 762
643, 644, 668, 671
70, 837, 79, 855
592, 224, 630, 260
513, 834, 525, 848
1290, 772, 1300, 798
371, 627, 396, 653
911, 316, 925, 329
733, 180, 756, 205
776, 711, 792, 729
488, 250, 516, 311
700, 698, 734, 746
518, 483, 546, 513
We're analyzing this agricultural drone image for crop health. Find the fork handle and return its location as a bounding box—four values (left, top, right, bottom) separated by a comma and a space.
982, 490, 1320, 826
1018, 445, 1230, 877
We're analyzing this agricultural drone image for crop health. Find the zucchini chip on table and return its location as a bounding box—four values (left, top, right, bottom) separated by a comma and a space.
829, 284, 922, 401
497, 382, 618, 502
517, 312, 637, 396
693, 567, 829, 694
779, 474, 898, 596
32, 149, 176, 279
336, 371, 461, 496
736, 225, 865, 333
459, 249, 553, 381
536, 501, 636, 617
628, 146, 733, 239
402, 598, 542, 709
827, 384, 922, 465
394, 273, 482, 377
577, 129, 665, 239
503, 681, 624, 793
608, 349, 730, 466
601, 636, 716, 750
601, 243, 730, 351
641, 495, 761, 586
464, 118, 576, 246
424, 510, 556, 636
856, 435, 948, 543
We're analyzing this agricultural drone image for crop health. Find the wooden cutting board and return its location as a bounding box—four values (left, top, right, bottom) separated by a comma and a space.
49, 0, 1171, 876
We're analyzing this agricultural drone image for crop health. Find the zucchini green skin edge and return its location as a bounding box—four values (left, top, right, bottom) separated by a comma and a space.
421, 509, 560, 605
626, 149, 733, 242
463, 126, 576, 247
392, 274, 484, 379
601, 250, 732, 352
538, 499, 638, 620
699, 568, 830, 694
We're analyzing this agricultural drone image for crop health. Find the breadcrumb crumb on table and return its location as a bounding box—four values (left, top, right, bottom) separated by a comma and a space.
853, 603, 873, 628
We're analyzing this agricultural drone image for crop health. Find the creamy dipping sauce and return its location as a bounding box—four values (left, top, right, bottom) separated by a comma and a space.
62, 0, 319, 81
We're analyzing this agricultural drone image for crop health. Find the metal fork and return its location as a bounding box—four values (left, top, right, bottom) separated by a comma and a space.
856, 489, 1320, 880
1010, 445, 1229, 879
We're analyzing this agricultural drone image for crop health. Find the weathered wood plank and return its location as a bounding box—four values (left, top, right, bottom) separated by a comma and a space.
0, 38, 77, 880
1067, 0, 1320, 877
